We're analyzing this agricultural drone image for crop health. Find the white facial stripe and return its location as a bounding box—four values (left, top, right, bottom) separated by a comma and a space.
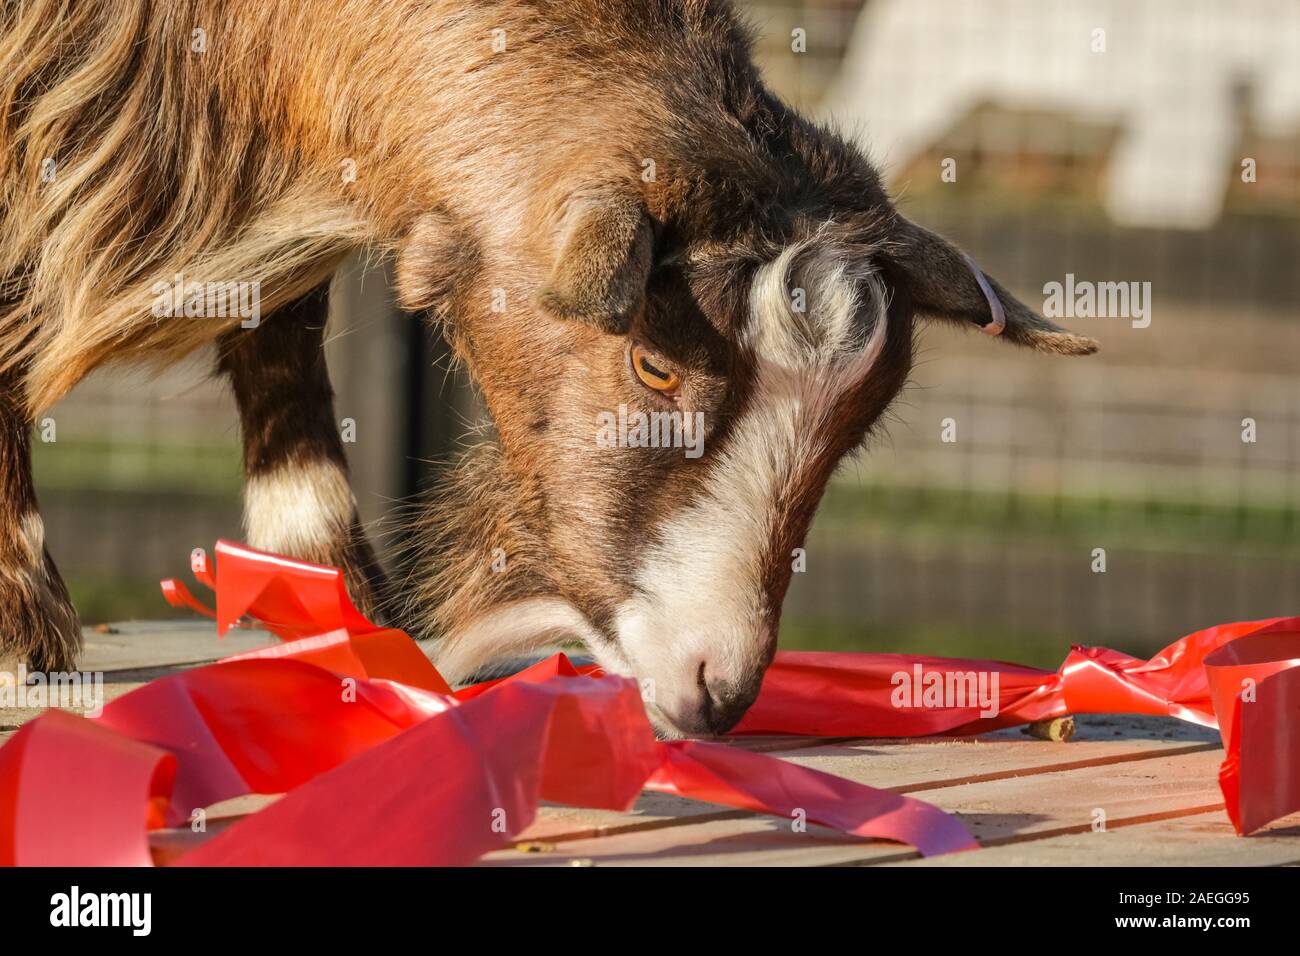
244, 459, 356, 556
609, 382, 795, 712
433, 596, 605, 685
607, 249, 888, 731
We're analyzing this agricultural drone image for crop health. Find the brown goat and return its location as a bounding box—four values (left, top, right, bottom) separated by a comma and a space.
0, 0, 1095, 735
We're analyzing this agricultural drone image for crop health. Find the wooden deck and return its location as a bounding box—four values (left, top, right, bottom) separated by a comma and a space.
5, 621, 1298, 866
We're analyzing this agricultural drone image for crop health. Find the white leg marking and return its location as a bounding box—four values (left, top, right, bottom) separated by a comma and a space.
243, 459, 355, 557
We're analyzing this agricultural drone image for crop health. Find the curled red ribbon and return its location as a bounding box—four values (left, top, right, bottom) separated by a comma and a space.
0, 542, 974, 865
1, 541, 1295, 865
739, 618, 1300, 834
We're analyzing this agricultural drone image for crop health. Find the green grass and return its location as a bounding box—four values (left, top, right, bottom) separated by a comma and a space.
777, 617, 1081, 670
32, 438, 241, 496
65, 576, 178, 627
51, 450, 1296, 644
815, 481, 1300, 555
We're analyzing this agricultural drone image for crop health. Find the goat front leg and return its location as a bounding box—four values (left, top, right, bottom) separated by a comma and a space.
217, 283, 388, 620
0, 368, 80, 676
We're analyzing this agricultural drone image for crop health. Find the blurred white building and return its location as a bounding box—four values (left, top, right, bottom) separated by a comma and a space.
823, 0, 1300, 228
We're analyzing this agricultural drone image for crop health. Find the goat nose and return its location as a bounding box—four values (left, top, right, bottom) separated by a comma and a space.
700, 669, 763, 736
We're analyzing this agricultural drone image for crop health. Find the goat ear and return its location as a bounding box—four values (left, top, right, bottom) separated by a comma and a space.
889, 215, 1098, 356
536, 194, 653, 334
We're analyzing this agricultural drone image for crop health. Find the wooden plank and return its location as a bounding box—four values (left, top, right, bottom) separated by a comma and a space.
484, 746, 1233, 866
902, 809, 1300, 867
81, 620, 275, 673
507, 717, 1220, 844
150, 795, 279, 866
2, 621, 273, 731
513, 717, 1213, 838
505, 738, 879, 843
776, 715, 1218, 794
0, 680, 147, 731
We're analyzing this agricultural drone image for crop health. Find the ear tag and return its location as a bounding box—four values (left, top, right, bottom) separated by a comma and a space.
962, 254, 1006, 336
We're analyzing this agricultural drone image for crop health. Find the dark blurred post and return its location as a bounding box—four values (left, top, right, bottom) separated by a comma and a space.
325, 255, 477, 568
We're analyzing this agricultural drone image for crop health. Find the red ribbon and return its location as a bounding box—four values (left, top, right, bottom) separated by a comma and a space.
1, 541, 1295, 865
0, 542, 974, 865
737, 617, 1300, 834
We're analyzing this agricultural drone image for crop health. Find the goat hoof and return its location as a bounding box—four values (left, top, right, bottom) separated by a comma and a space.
0, 557, 83, 675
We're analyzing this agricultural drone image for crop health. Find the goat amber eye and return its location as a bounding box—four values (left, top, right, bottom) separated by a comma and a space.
631, 344, 679, 393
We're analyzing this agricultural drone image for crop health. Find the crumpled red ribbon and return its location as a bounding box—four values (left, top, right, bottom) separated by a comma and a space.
0, 542, 974, 865
736, 616, 1300, 834
1, 542, 1295, 865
